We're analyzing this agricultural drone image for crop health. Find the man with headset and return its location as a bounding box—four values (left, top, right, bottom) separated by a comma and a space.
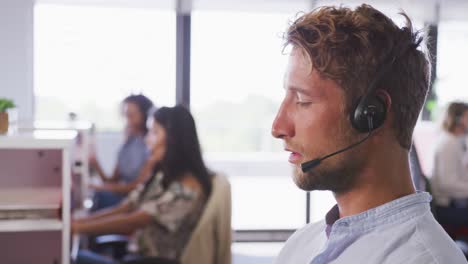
271, 4, 466, 264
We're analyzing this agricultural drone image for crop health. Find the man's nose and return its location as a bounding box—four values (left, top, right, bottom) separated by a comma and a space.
271, 100, 295, 139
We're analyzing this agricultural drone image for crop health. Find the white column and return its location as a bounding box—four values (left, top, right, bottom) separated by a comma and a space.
62, 148, 71, 264
0, 0, 35, 123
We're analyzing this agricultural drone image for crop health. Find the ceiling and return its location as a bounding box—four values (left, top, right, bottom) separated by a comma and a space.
35, 0, 468, 22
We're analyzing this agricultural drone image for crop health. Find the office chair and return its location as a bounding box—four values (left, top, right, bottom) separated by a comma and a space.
409, 144, 468, 258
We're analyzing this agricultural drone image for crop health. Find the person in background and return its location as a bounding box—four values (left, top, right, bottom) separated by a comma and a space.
73, 106, 213, 264
90, 94, 154, 210
431, 102, 468, 213
271, 5, 466, 263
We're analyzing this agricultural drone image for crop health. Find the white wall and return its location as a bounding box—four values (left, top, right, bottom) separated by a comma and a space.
0, 0, 35, 122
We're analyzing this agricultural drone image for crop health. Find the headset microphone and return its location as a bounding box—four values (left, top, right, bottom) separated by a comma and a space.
301, 117, 374, 173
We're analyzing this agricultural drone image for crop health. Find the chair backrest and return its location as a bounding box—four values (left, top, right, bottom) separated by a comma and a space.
181, 173, 232, 264
409, 144, 427, 192
410, 143, 438, 217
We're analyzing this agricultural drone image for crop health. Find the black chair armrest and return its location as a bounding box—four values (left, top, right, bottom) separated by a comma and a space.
92, 234, 130, 260
95, 234, 130, 246
122, 257, 180, 264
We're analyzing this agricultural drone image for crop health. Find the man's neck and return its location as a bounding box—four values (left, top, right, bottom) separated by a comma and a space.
334, 147, 416, 218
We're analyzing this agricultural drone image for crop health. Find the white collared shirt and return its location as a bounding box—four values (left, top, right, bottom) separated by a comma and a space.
275, 192, 466, 264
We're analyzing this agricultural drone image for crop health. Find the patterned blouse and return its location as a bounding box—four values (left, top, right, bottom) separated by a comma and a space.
126, 172, 206, 260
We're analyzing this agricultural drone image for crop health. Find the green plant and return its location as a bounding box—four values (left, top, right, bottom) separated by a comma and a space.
0, 98, 15, 113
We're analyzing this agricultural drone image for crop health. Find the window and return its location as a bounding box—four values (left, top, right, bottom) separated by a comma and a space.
436, 21, 468, 107
34, 4, 176, 131
192, 10, 316, 230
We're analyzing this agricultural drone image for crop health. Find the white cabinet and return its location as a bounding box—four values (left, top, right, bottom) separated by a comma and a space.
0, 130, 76, 264
20, 121, 93, 207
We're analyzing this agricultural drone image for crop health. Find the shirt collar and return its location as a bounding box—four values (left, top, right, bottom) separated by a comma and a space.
325, 205, 340, 238
324, 192, 432, 238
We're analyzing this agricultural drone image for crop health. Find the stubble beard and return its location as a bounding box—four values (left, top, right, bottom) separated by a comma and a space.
292, 120, 366, 194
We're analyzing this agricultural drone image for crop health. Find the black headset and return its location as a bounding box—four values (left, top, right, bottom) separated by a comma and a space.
454, 111, 464, 125
349, 44, 414, 133
350, 65, 390, 133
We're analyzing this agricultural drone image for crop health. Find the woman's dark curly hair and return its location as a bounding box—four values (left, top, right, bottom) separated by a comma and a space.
122, 94, 154, 134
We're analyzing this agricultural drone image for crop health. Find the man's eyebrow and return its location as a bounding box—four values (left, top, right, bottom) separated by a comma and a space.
286, 86, 313, 96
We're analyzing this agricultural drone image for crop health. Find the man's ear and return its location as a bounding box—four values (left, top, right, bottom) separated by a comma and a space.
376, 90, 392, 129
377, 90, 392, 113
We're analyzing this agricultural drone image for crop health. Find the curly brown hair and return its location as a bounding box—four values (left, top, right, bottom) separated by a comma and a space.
284, 4, 431, 149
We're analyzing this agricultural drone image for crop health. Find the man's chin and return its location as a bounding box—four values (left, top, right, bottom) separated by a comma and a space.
292, 166, 320, 191
291, 164, 352, 193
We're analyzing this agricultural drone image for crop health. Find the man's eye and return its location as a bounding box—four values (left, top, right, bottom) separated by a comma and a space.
296, 102, 312, 107
295, 92, 312, 107
295, 91, 312, 101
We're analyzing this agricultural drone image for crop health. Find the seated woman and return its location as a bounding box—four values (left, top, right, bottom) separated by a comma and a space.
431, 102, 468, 225
90, 94, 154, 210
73, 106, 213, 264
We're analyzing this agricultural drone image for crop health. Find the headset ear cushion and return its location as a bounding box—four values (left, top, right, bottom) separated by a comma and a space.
351, 96, 387, 133
455, 115, 461, 125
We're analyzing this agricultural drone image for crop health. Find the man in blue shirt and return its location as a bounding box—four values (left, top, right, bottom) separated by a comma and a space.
271, 4, 467, 264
